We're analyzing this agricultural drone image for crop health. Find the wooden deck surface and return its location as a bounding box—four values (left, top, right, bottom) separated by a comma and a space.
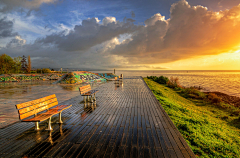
0, 76, 196, 158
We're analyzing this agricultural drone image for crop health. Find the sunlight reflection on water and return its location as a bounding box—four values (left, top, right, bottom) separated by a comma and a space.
93, 70, 240, 97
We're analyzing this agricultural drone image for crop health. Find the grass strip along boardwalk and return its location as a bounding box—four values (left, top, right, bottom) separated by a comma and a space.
0, 76, 195, 158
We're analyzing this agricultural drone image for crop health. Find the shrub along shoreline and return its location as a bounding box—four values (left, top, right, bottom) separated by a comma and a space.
144, 76, 240, 158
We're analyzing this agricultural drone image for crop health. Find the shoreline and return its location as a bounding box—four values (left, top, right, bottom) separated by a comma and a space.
188, 85, 240, 107
204, 91, 240, 107
184, 85, 240, 107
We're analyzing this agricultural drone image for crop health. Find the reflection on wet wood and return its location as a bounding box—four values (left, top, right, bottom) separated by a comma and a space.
0, 77, 195, 158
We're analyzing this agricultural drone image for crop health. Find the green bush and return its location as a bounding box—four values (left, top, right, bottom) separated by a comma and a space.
181, 87, 206, 99
147, 75, 169, 84
36, 68, 51, 73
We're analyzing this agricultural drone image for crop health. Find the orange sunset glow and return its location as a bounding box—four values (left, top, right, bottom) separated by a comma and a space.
1, 1, 240, 158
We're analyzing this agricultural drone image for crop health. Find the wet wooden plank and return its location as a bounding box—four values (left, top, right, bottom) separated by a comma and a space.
0, 77, 196, 158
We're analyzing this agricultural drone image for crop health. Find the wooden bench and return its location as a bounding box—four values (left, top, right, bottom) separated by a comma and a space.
15, 94, 72, 131
79, 84, 98, 103
119, 74, 123, 79
115, 77, 119, 84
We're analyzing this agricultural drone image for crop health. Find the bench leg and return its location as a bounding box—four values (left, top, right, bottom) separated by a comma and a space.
93, 94, 96, 101
94, 102, 96, 107
90, 95, 93, 103
84, 96, 86, 103
58, 112, 63, 124
87, 96, 90, 102
46, 117, 53, 131
35, 122, 40, 131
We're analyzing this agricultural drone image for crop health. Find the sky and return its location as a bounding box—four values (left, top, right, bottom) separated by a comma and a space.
0, 0, 240, 70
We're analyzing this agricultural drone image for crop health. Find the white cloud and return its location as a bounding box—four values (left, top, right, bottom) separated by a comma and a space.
144, 13, 167, 26
102, 17, 116, 25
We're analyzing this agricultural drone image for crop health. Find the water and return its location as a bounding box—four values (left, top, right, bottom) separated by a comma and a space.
1, 70, 240, 128
93, 70, 240, 97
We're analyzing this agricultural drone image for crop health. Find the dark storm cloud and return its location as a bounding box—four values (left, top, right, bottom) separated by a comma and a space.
0, 17, 18, 38
36, 17, 139, 52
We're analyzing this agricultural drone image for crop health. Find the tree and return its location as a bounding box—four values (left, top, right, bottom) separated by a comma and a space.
13, 56, 22, 74
27, 56, 31, 73
42, 68, 51, 73
21, 55, 27, 72
0, 54, 14, 74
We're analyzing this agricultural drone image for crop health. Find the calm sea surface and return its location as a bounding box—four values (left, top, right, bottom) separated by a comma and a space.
1, 70, 240, 128
94, 70, 240, 97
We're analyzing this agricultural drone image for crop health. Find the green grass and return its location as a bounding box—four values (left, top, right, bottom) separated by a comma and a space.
144, 78, 240, 158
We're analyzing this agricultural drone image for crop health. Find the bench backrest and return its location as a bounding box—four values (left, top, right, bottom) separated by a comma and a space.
15, 94, 58, 120
79, 84, 91, 95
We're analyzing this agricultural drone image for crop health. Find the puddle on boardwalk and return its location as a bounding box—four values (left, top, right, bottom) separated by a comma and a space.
0, 81, 105, 128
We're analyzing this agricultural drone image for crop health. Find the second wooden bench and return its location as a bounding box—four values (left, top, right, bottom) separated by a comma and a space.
79, 84, 98, 103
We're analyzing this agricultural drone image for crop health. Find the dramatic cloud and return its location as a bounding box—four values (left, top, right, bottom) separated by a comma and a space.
6, 36, 26, 48
2, 0, 240, 69
111, 0, 240, 64
102, 17, 116, 25
0, 15, 139, 69
0, 17, 18, 38
0, 0, 58, 12
36, 17, 139, 52
0, 37, 129, 69
144, 13, 166, 26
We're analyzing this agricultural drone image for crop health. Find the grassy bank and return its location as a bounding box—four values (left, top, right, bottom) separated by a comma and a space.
144, 78, 240, 158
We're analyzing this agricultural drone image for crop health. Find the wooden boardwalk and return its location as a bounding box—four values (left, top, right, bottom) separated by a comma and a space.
0, 77, 195, 158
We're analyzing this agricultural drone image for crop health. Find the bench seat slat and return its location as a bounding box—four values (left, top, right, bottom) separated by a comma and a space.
45, 105, 72, 114
51, 105, 72, 110
23, 114, 53, 122
82, 90, 98, 95
81, 90, 98, 96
